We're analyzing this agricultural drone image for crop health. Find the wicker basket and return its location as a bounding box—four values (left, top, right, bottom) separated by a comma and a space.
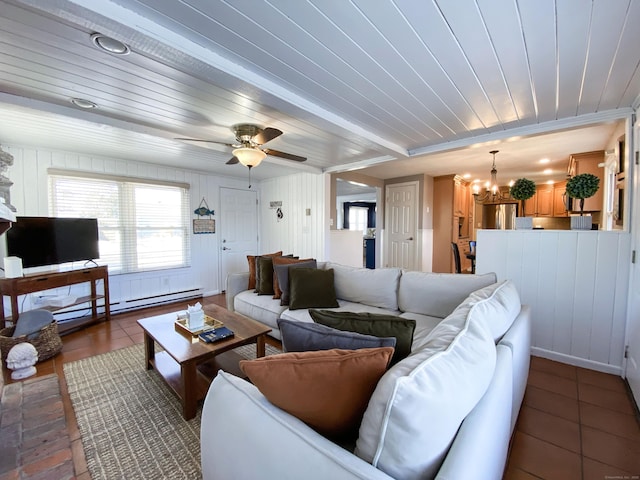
0, 321, 63, 364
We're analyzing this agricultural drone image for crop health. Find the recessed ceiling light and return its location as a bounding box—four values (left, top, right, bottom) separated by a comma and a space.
540, 158, 550, 164
543, 168, 552, 174
546, 180, 555, 185
463, 173, 471, 178
90, 33, 130, 55
71, 98, 97, 109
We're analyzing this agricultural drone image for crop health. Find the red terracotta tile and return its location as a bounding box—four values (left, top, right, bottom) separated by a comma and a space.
507, 431, 582, 480
523, 384, 580, 422
21, 448, 72, 475
527, 369, 578, 399
582, 425, 640, 473
579, 382, 636, 415
530, 356, 578, 380
516, 405, 581, 453
577, 367, 628, 393
580, 401, 640, 441
502, 466, 540, 480
582, 456, 637, 480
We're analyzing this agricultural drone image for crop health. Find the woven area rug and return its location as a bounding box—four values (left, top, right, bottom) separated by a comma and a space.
64, 342, 281, 480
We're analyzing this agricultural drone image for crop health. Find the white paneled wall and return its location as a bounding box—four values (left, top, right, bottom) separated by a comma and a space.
4, 144, 250, 315
258, 173, 326, 259
477, 229, 631, 374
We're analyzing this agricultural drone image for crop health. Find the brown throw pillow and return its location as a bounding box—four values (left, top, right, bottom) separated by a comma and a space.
240, 347, 394, 438
288, 268, 339, 310
272, 256, 315, 299
247, 251, 282, 290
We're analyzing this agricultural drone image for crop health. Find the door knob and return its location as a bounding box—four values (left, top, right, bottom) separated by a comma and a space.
406, 237, 414, 241
222, 246, 230, 251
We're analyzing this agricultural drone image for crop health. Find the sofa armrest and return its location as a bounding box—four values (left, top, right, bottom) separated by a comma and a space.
435, 345, 513, 480
498, 305, 531, 433
202, 372, 393, 480
225, 272, 250, 311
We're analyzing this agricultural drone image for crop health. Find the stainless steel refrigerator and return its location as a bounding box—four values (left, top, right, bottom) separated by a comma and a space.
482, 203, 517, 230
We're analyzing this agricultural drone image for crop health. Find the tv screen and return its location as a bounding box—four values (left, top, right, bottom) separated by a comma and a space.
6, 217, 100, 268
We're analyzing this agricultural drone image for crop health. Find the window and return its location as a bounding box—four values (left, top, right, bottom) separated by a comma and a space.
348, 206, 369, 233
49, 171, 191, 274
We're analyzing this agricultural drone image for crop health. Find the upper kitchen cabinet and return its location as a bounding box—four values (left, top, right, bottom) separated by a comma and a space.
453, 177, 469, 218
552, 181, 569, 217
568, 151, 605, 213
524, 185, 553, 217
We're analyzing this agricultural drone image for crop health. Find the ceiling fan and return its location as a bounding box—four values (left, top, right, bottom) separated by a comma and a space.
176, 124, 307, 167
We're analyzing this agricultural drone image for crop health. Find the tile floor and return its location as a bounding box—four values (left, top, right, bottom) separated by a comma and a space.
1, 294, 639, 480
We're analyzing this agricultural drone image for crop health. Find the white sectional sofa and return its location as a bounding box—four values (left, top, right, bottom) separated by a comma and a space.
202, 262, 531, 480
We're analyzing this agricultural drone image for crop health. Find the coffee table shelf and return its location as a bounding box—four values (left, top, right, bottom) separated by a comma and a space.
137, 304, 271, 420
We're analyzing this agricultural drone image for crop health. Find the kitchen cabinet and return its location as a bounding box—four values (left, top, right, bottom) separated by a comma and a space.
568, 151, 604, 213
433, 175, 470, 273
524, 186, 553, 217
454, 178, 468, 218
553, 181, 569, 217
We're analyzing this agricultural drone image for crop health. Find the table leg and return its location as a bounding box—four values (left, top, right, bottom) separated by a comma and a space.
181, 360, 198, 420
256, 335, 266, 358
144, 333, 154, 370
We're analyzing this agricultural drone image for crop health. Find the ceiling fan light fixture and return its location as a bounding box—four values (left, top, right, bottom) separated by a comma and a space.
233, 147, 266, 168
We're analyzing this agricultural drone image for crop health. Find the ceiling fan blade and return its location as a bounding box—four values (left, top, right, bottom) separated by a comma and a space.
175, 138, 235, 148
226, 156, 239, 165
263, 149, 307, 162
253, 127, 283, 145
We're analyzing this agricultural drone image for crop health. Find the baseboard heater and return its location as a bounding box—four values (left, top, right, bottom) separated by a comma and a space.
115, 288, 203, 314
52, 288, 203, 320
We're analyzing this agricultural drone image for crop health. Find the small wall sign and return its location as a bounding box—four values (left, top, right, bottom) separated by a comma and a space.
193, 219, 215, 234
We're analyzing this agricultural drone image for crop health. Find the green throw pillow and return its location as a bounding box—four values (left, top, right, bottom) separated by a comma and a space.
309, 310, 416, 366
256, 256, 277, 295
288, 268, 339, 310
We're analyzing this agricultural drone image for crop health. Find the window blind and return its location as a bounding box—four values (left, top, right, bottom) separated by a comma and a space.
49, 172, 191, 274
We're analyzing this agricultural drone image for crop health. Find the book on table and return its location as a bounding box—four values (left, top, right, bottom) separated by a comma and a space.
198, 327, 235, 343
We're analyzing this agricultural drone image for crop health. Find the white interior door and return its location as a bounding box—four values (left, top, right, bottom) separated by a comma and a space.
385, 181, 418, 270
219, 187, 258, 291
625, 120, 640, 406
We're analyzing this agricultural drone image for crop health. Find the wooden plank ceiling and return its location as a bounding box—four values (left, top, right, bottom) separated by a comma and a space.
0, 0, 638, 183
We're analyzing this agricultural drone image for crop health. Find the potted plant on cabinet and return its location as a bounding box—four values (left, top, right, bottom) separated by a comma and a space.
510, 178, 536, 229
566, 173, 600, 230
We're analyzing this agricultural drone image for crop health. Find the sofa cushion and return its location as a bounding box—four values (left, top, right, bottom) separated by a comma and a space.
355, 300, 496, 480
234, 290, 287, 333
289, 268, 339, 310
397, 271, 497, 318
465, 280, 521, 342
398, 311, 442, 351
326, 262, 401, 311
309, 310, 415, 366
247, 251, 282, 290
239, 347, 394, 438
273, 259, 317, 305
278, 319, 396, 353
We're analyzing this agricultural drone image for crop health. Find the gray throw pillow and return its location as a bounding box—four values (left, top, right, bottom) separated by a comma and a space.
309, 310, 416, 366
288, 268, 339, 310
12, 309, 55, 338
277, 319, 396, 354
274, 260, 317, 305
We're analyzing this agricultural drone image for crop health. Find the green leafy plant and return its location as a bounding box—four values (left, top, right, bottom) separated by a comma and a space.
566, 173, 600, 215
510, 178, 536, 214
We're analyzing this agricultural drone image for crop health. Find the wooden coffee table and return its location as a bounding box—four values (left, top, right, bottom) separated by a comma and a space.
137, 304, 271, 420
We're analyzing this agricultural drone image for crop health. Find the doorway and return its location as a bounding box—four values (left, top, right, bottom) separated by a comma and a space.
384, 181, 419, 270
219, 187, 258, 291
